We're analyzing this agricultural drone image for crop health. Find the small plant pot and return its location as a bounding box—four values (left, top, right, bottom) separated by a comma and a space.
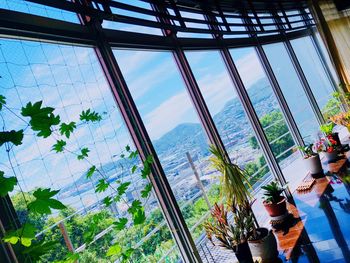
324, 151, 338, 162
303, 154, 323, 177
234, 241, 254, 263
263, 197, 287, 218
248, 227, 278, 262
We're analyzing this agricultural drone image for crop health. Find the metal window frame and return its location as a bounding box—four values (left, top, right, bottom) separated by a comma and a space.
0, 1, 337, 262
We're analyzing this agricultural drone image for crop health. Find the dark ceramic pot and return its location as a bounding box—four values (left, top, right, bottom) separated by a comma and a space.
235, 241, 254, 263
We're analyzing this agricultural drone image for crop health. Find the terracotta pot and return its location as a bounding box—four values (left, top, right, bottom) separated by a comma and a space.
248, 227, 278, 262
303, 154, 323, 175
324, 151, 338, 162
234, 241, 254, 263
263, 197, 287, 218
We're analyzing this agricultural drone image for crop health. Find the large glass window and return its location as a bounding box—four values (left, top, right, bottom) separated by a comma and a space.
114, 49, 220, 260
263, 42, 320, 142
230, 47, 297, 168
0, 39, 178, 262
185, 50, 270, 188
291, 36, 337, 119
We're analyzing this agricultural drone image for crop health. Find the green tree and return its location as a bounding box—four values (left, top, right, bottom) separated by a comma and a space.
249, 111, 294, 161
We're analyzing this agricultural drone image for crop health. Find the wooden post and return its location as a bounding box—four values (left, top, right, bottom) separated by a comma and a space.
186, 152, 211, 209
58, 222, 74, 252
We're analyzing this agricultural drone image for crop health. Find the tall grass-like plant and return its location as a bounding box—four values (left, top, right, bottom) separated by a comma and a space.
209, 145, 251, 206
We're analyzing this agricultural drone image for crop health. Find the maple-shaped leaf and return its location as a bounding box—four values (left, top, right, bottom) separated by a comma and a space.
52, 140, 66, 153
95, 179, 109, 193
0, 130, 24, 146
59, 122, 76, 138
54, 252, 80, 263
0, 171, 17, 197
128, 150, 138, 159
117, 182, 131, 196
122, 248, 135, 260
127, 200, 142, 215
141, 162, 151, 179
113, 217, 128, 231
0, 95, 6, 110
86, 165, 96, 179
141, 183, 152, 198
21, 101, 60, 138
132, 208, 146, 225
22, 239, 58, 260
103, 196, 112, 207
131, 165, 137, 174
3, 223, 36, 247
77, 147, 89, 160
27, 188, 66, 215
106, 243, 122, 257
79, 109, 102, 122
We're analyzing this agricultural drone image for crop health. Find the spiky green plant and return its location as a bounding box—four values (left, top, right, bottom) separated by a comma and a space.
320, 122, 335, 136
209, 145, 251, 206
261, 181, 287, 204
204, 202, 254, 252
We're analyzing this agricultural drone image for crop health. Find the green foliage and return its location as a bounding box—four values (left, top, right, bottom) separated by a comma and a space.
106, 243, 122, 257
52, 140, 66, 153
103, 196, 112, 207
128, 200, 146, 225
80, 109, 102, 122
114, 218, 128, 231
22, 239, 58, 261
95, 179, 109, 193
249, 111, 294, 161
59, 122, 76, 138
0, 94, 6, 110
141, 183, 152, 198
21, 101, 60, 138
209, 145, 251, 206
77, 147, 89, 160
0, 130, 24, 146
86, 165, 96, 179
0, 171, 18, 197
320, 122, 335, 135
28, 188, 66, 215
261, 181, 287, 203
117, 182, 131, 196
3, 223, 36, 247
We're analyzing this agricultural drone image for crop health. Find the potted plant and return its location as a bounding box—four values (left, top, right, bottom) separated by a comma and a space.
320, 122, 341, 146
209, 145, 251, 206
261, 181, 288, 220
204, 202, 254, 263
209, 146, 279, 261
297, 143, 323, 177
315, 136, 339, 162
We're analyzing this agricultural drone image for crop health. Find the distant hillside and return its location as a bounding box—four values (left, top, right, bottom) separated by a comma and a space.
60, 78, 277, 195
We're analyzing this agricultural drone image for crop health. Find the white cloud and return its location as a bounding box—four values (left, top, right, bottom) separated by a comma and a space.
235, 52, 265, 88
144, 91, 197, 140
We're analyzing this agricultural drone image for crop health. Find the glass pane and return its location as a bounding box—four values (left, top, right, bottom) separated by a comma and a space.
114, 49, 219, 260
291, 36, 337, 119
0, 38, 178, 262
230, 47, 297, 167
263, 42, 320, 142
0, 0, 78, 23
185, 50, 271, 188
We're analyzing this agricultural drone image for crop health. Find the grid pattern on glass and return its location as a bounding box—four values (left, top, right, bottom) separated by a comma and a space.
0, 0, 78, 23
113, 49, 222, 256
263, 42, 320, 142
291, 36, 336, 118
0, 38, 179, 262
185, 50, 270, 188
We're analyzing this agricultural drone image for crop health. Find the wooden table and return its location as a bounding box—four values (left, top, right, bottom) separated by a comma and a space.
274, 154, 349, 260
